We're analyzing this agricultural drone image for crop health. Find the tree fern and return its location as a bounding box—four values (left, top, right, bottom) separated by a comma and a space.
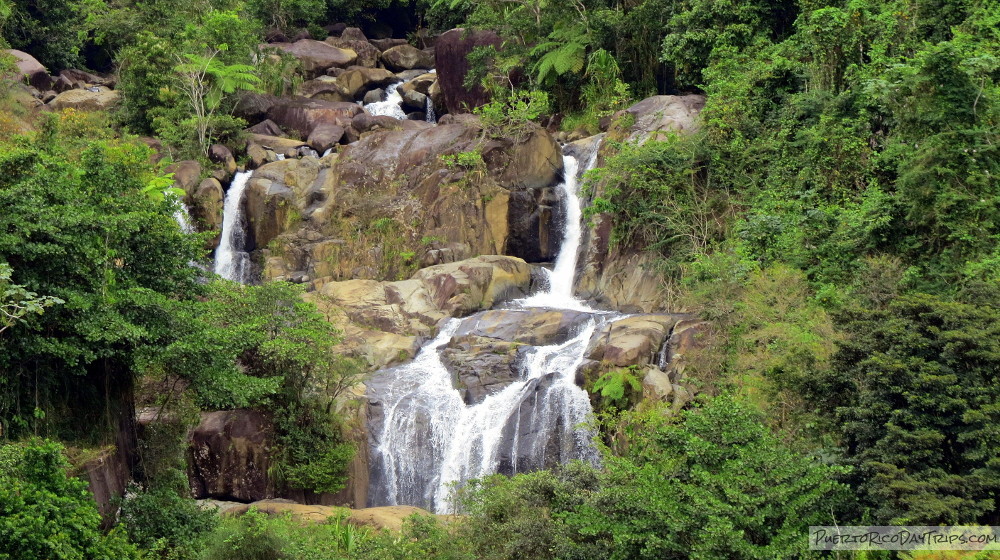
592, 366, 642, 410
531, 21, 590, 84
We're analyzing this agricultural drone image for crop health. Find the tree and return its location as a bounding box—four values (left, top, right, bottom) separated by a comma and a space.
0, 439, 139, 560
565, 397, 853, 560
0, 117, 203, 440
150, 280, 364, 495
0, 263, 62, 336
811, 292, 1000, 524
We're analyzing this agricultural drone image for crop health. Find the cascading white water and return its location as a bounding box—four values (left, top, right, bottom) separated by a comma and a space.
364, 81, 408, 119
171, 199, 195, 234
213, 171, 253, 283
519, 138, 602, 311
425, 96, 436, 124
368, 141, 608, 513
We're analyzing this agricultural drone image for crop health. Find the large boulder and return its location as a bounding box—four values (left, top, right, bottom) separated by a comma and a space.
6, 49, 45, 77
188, 411, 273, 502
299, 76, 352, 102
399, 72, 436, 97
246, 157, 326, 249
266, 96, 364, 137
610, 95, 705, 143
235, 93, 278, 126
165, 160, 203, 198
317, 255, 533, 338
435, 29, 501, 114
5, 49, 50, 89
191, 178, 225, 248
308, 256, 533, 369
325, 37, 380, 68
208, 144, 237, 175
307, 123, 345, 153
270, 40, 358, 77
48, 88, 119, 112
380, 44, 434, 72
340, 27, 367, 42
370, 38, 409, 52
453, 308, 590, 346
336, 67, 395, 99
442, 308, 591, 404
585, 314, 683, 368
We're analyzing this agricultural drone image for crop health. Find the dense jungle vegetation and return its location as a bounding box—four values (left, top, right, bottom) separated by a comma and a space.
1, 0, 998, 558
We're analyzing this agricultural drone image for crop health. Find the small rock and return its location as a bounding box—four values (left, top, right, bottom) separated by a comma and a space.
401, 89, 426, 111
370, 38, 409, 52
363, 88, 384, 105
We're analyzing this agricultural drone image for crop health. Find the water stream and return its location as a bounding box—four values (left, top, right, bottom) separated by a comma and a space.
368, 140, 607, 513
213, 170, 253, 283
364, 81, 408, 120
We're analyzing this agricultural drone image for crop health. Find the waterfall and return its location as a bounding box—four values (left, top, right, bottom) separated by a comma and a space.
425, 96, 436, 124
213, 171, 253, 283
171, 199, 195, 234
368, 141, 609, 513
364, 81, 408, 120
519, 139, 602, 311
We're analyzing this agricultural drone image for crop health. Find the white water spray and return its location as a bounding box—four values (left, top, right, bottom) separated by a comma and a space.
364, 81, 408, 119
368, 140, 608, 513
213, 171, 253, 283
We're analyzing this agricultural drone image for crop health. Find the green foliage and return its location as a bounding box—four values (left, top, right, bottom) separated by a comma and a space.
474, 89, 548, 143
440, 148, 484, 171
3, 0, 93, 71
454, 463, 598, 560
0, 263, 63, 336
586, 134, 729, 278
202, 508, 372, 560
565, 396, 853, 560
591, 366, 642, 411
119, 483, 218, 558
151, 280, 361, 495
115, 8, 263, 155
0, 439, 139, 560
355, 513, 472, 560
442, 397, 851, 560
244, 0, 328, 34
810, 291, 1000, 524
271, 401, 355, 495
0, 128, 203, 440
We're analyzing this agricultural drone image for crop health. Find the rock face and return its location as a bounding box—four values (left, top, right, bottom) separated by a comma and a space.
435, 28, 502, 113
325, 37, 380, 68
270, 40, 358, 77
6, 49, 45, 78
380, 44, 434, 71
192, 178, 225, 248
48, 88, 120, 111
254, 118, 563, 292
585, 314, 682, 368
310, 255, 533, 369
188, 411, 273, 503
266, 96, 364, 137
441, 308, 590, 404
299, 76, 352, 102
80, 448, 129, 528
610, 94, 706, 143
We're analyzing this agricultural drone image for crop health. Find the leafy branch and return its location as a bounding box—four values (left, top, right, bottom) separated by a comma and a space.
0, 264, 63, 336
